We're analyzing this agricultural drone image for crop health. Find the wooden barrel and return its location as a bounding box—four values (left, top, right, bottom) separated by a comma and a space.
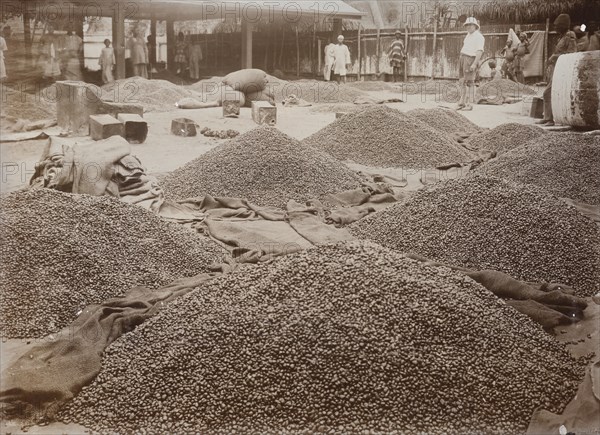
551, 51, 600, 129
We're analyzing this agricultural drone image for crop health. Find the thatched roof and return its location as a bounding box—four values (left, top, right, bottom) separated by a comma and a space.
345, 0, 598, 29
477, 0, 599, 24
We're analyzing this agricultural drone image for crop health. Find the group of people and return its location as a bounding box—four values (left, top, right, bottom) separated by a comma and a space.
323, 32, 408, 84
38, 26, 83, 82
500, 31, 530, 83
174, 32, 204, 80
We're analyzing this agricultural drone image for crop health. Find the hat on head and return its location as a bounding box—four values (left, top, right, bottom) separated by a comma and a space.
337, 35, 344, 40
554, 14, 571, 30
395, 30, 402, 35
464, 17, 480, 29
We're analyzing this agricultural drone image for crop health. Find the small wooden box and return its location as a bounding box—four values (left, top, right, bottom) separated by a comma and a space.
529, 97, 544, 119
251, 101, 277, 125
223, 100, 241, 118
118, 113, 148, 144
171, 118, 197, 137
89, 114, 124, 140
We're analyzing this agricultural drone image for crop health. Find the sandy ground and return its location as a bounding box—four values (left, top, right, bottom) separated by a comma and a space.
6, 85, 594, 435
1, 90, 536, 195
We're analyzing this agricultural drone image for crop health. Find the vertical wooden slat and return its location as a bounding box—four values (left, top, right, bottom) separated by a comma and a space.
404, 25, 409, 82
432, 5, 438, 79
375, 28, 381, 75
357, 24, 362, 80
296, 26, 300, 78
543, 18, 550, 82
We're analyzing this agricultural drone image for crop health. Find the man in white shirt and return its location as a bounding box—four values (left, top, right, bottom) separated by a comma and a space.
332, 35, 351, 84
457, 17, 484, 111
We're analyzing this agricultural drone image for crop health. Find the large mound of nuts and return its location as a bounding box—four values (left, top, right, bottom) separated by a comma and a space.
161, 126, 363, 208
60, 241, 584, 434
0, 189, 224, 338
349, 176, 600, 297
301, 106, 474, 168
466, 122, 547, 154
476, 132, 600, 204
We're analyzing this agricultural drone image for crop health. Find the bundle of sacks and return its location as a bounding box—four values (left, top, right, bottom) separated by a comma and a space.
177, 69, 275, 109
222, 68, 275, 107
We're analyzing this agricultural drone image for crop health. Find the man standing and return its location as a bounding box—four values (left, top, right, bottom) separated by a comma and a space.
332, 35, 351, 84
535, 14, 576, 126
323, 37, 336, 81
456, 17, 484, 111
127, 27, 149, 78
388, 30, 406, 83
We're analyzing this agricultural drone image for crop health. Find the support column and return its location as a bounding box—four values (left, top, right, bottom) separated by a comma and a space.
112, 7, 126, 79
166, 20, 175, 72
149, 17, 157, 66
241, 19, 253, 69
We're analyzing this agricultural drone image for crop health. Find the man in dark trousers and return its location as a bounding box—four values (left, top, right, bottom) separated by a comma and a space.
536, 14, 576, 126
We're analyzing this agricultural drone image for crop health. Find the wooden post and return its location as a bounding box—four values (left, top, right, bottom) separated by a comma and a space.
264, 30, 269, 71
375, 28, 381, 75
166, 20, 175, 72
112, 6, 126, 79
312, 23, 317, 77
149, 17, 157, 67
317, 39, 322, 79
357, 24, 362, 81
241, 19, 253, 69
543, 18, 550, 82
431, 5, 438, 80
278, 26, 285, 68
404, 25, 409, 82
295, 26, 300, 78
23, 10, 32, 58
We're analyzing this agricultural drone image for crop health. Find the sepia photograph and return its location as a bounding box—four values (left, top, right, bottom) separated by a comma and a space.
0, 0, 599, 434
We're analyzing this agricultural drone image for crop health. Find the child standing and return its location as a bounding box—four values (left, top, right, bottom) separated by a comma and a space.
99, 39, 115, 84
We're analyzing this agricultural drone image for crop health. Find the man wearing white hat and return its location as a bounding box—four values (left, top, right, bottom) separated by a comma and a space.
457, 17, 485, 111
332, 35, 351, 84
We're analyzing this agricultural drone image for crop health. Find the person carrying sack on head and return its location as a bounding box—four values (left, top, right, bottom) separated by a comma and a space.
535, 14, 576, 127
457, 17, 484, 111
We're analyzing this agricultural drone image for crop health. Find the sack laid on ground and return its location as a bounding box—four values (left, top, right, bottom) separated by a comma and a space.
176, 97, 211, 109
244, 89, 275, 107
0, 273, 221, 421
223, 69, 268, 93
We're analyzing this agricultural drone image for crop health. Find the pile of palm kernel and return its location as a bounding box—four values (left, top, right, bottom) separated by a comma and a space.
477, 132, 600, 204
0, 189, 223, 338
350, 176, 600, 297
161, 127, 363, 208
302, 106, 474, 168
60, 242, 584, 435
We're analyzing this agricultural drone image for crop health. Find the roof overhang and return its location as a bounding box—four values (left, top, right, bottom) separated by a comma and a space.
45, 0, 364, 21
